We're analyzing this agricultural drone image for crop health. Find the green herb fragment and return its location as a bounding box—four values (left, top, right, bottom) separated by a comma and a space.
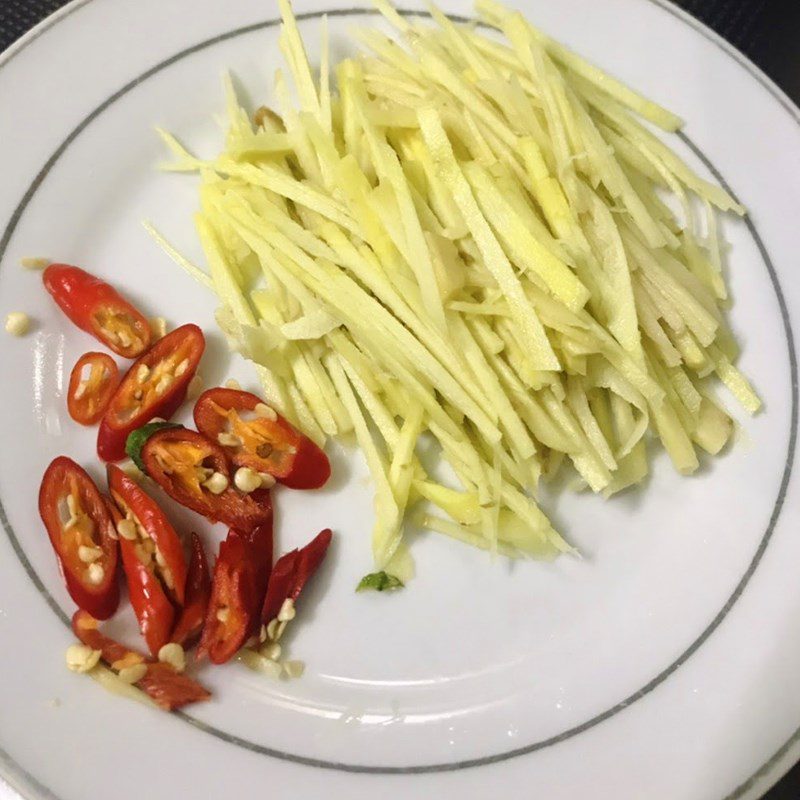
356, 571, 404, 592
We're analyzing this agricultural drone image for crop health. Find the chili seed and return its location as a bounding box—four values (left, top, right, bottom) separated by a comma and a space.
117, 519, 137, 540
194, 466, 213, 483
234, 467, 262, 493
266, 619, 281, 641
87, 563, 105, 585
134, 544, 152, 567
277, 598, 296, 622
78, 545, 103, 563
20, 257, 49, 270
254, 403, 278, 421
5, 311, 31, 336
217, 432, 243, 448
136, 364, 150, 383
216, 608, 230, 623
174, 358, 190, 377
253, 655, 282, 679
260, 642, 282, 661
155, 374, 174, 396
225, 379, 241, 390
157, 643, 186, 673
203, 472, 229, 495
111, 653, 144, 671
118, 664, 148, 684
256, 443, 273, 458
65, 644, 101, 673
259, 472, 277, 489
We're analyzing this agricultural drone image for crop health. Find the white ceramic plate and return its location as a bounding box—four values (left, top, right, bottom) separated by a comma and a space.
1, 0, 799, 798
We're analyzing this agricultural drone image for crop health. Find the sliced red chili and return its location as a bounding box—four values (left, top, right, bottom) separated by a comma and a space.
67, 352, 120, 425
137, 662, 211, 711
72, 611, 210, 711
97, 324, 205, 462
73, 608, 139, 666
140, 427, 272, 530
120, 540, 175, 658
196, 535, 251, 664
262, 529, 332, 624
198, 520, 273, 665
107, 465, 189, 655
194, 388, 330, 489
171, 533, 211, 648
107, 465, 187, 603
104, 494, 175, 657
38, 457, 119, 620
43, 264, 151, 358
260, 551, 298, 626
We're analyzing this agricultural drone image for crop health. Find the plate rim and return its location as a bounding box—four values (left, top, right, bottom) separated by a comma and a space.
0, 0, 799, 798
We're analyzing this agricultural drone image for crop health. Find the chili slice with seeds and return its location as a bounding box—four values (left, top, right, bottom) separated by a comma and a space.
171, 533, 212, 648
104, 491, 176, 657
67, 351, 120, 425
140, 427, 272, 530
262, 529, 332, 624
107, 464, 188, 602
38, 457, 119, 620
72, 610, 210, 711
43, 264, 151, 358
193, 388, 330, 489
97, 324, 204, 462
198, 520, 273, 664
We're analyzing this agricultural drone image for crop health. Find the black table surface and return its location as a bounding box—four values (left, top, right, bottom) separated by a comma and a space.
2, 0, 800, 798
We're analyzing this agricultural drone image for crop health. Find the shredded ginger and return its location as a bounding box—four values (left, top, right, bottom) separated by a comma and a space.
152, 0, 760, 573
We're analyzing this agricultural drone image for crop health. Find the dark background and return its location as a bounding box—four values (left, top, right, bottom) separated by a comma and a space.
2, 0, 800, 798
